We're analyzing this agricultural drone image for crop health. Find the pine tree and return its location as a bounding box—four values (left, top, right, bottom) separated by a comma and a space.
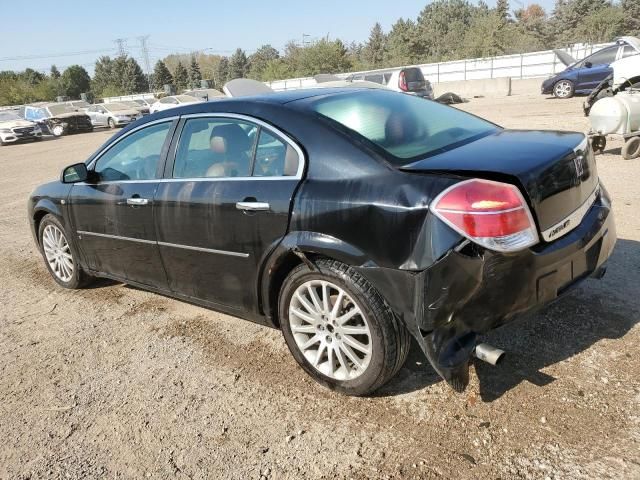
189, 56, 202, 88
50, 65, 61, 79
228, 48, 248, 79
364, 22, 386, 67
496, 0, 510, 25
216, 57, 229, 86
153, 60, 173, 90
173, 61, 189, 90
622, 0, 640, 36
123, 57, 147, 93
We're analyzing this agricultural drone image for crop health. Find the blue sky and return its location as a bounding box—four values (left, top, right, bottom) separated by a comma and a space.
0, 0, 556, 74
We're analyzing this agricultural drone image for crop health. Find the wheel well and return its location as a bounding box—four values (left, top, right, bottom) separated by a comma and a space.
33, 210, 49, 244
267, 250, 328, 328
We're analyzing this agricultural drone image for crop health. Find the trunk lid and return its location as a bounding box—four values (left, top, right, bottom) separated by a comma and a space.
401, 130, 598, 240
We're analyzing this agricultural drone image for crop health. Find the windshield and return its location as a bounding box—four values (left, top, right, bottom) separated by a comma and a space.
310, 90, 498, 163
104, 103, 131, 112
0, 111, 21, 122
176, 95, 199, 103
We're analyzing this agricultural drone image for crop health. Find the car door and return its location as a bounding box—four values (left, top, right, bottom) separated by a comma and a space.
577, 46, 619, 91
68, 119, 177, 288
153, 114, 303, 312
86, 106, 98, 125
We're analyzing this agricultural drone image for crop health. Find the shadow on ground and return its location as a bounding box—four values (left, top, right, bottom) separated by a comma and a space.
379, 238, 639, 401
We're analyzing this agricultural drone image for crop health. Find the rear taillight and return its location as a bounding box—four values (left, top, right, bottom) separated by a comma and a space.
398, 71, 408, 91
431, 179, 539, 252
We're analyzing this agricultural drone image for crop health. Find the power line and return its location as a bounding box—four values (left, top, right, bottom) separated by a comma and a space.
0, 48, 113, 62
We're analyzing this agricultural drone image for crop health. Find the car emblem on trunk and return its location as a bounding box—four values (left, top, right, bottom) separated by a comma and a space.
574, 155, 585, 178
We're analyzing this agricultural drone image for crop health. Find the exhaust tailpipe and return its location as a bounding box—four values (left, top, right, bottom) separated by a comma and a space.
473, 343, 505, 366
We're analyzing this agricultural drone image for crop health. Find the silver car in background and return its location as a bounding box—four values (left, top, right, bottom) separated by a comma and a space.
117, 100, 151, 116
85, 103, 140, 128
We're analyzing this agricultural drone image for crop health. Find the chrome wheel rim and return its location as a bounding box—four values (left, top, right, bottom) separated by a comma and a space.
289, 280, 372, 380
554, 81, 572, 98
52, 125, 64, 136
42, 224, 74, 282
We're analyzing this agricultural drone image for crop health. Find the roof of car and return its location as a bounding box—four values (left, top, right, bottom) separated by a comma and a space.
223, 87, 369, 104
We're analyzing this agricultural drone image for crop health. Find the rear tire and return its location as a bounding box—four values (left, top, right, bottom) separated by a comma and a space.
622, 137, 640, 160
38, 214, 92, 289
279, 258, 410, 396
553, 80, 575, 99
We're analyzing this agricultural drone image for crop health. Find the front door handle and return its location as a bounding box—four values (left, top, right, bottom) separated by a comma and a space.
127, 197, 149, 206
236, 201, 270, 212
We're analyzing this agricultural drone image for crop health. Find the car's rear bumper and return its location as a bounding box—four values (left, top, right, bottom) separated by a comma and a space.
356, 184, 616, 390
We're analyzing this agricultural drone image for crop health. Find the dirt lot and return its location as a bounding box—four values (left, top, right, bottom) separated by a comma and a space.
1, 92, 639, 480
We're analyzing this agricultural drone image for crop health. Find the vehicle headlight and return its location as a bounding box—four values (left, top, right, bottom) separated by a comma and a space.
0, 128, 12, 133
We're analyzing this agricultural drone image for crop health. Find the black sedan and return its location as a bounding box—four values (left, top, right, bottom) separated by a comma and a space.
28, 88, 616, 395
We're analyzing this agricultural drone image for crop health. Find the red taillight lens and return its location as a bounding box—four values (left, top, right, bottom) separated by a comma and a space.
431, 179, 539, 252
398, 71, 408, 91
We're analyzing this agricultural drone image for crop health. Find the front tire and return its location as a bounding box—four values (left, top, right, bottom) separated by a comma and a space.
279, 259, 410, 396
51, 124, 65, 136
38, 214, 92, 289
553, 80, 575, 99
108, 118, 116, 129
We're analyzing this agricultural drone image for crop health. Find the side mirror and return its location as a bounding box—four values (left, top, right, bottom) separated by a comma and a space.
584, 61, 593, 68
61, 162, 88, 183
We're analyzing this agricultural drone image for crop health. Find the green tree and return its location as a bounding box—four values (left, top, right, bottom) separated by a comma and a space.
122, 57, 147, 93
92, 56, 114, 96
189, 55, 202, 88
417, 0, 478, 61
621, 0, 640, 36
50, 65, 61, 79
495, 0, 510, 25
385, 18, 421, 66
574, 6, 626, 43
173, 61, 189, 90
261, 58, 291, 81
228, 48, 248, 79
295, 39, 352, 76
551, 0, 611, 43
153, 60, 173, 90
248, 45, 280, 80
364, 22, 386, 68
61, 65, 91, 98
216, 57, 229, 86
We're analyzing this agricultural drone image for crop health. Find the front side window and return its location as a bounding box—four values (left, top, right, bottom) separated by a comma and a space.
94, 122, 172, 181
310, 90, 498, 164
586, 46, 618, 66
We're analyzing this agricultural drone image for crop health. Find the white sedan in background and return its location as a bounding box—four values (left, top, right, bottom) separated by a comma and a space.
150, 95, 202, 114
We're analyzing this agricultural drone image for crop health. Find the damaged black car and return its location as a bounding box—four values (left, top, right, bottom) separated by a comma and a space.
28, 88, 616, 395
21, 103, 93, 136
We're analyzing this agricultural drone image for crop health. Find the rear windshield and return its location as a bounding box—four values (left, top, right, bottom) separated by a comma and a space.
403, 68, 424, 82
310, 90, 498, 164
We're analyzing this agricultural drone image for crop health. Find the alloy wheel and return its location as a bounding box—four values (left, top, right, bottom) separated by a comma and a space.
288, 280, 372, 380
554, 81, 572, 98
52, 124, 64, 136
42, 224, 74, 282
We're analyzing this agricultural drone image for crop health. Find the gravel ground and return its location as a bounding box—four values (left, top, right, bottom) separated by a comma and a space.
0, 92, 638, 479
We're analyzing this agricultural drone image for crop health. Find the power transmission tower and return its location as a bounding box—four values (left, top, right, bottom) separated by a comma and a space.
138, 35, 152, 92
114, 38, 127, 57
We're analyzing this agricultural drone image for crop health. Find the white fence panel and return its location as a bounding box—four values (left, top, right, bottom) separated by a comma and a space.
267, 41, 614, 90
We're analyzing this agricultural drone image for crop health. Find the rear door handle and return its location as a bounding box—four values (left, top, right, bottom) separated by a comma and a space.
127, 197, 149, 206
236, 201, 270, 212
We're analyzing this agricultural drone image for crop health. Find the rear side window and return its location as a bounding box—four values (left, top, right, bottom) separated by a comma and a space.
310, 90, 498, 164
173, 118, 257, 178
622, 45, 638, 59
173, 117, 300, 178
